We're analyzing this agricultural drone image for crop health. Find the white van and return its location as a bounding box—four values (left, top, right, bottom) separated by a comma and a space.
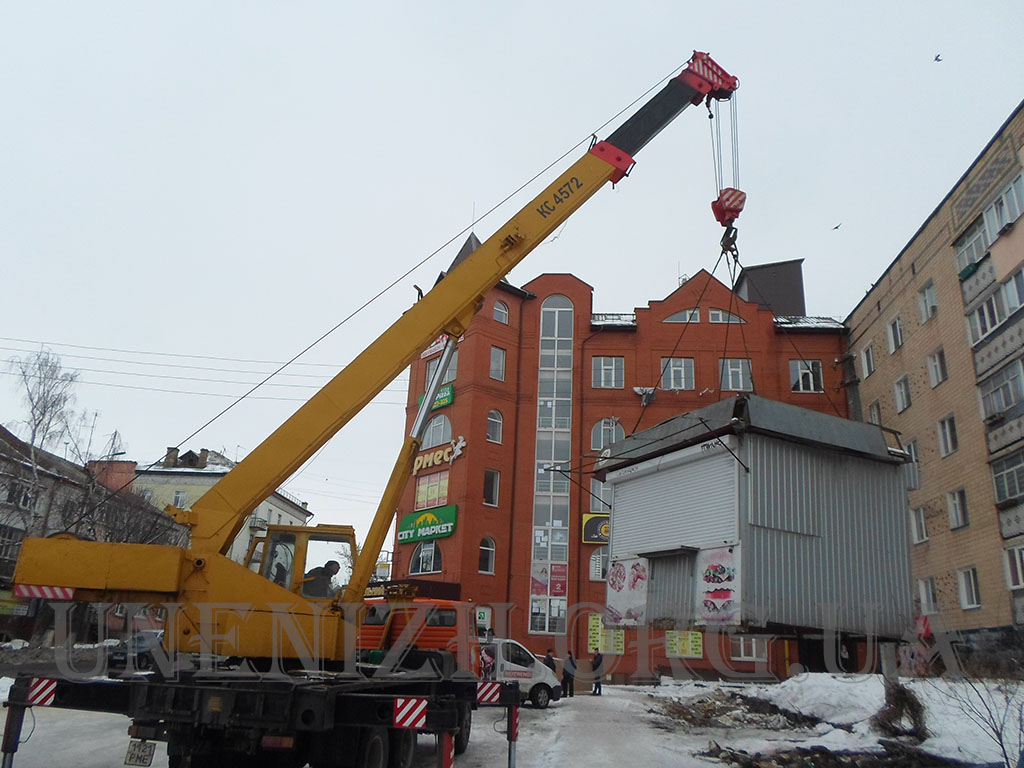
479, 638, 563, 708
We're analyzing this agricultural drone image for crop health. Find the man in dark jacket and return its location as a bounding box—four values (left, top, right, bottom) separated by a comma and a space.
591, 651, 604, 695
543, 649, 556, 674
303, 560, 340, 598
561, 650, 576, 697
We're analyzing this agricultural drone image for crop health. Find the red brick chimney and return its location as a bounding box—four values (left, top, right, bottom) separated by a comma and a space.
88, 460, 139, 492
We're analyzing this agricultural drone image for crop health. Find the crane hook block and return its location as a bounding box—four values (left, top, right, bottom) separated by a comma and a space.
712, 187, 746, 227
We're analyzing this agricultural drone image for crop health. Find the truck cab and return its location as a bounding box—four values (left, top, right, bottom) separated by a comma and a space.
480, 638, 562, 709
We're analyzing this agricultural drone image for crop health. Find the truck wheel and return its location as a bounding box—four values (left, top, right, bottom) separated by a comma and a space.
530, 684, 551, 709
453, 702, 472, 755
388, 728, 415, 768
357, 727, 389, 768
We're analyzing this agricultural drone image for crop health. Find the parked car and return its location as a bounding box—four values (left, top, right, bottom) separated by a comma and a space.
107, 629, 164, 670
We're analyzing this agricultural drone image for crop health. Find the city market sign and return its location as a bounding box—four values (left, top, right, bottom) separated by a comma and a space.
397, 505, 457, 544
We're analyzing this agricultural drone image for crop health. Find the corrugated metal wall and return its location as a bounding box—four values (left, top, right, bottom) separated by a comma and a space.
742, 434, 913, 638
609, 443, 737, 560
647, 552, 697, 624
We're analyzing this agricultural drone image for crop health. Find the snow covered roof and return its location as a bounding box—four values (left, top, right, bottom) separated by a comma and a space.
774, 315, 845, 331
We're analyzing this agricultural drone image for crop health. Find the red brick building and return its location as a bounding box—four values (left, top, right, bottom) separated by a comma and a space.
391, 253, 847, 679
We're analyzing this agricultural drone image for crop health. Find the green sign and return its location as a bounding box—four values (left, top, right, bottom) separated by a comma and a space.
397, 504, 457, 544
417, 383, 454, 411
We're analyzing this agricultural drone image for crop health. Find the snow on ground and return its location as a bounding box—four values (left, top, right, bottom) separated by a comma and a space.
0, 674, 1020, 767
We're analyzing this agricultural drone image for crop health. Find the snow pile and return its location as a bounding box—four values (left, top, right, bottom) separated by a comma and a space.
750, 673, 885, 725
0, 639, 30, 651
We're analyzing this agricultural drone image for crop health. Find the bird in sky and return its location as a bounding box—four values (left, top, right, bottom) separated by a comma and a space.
934, 54, 943, 62
832, 223, 842, 230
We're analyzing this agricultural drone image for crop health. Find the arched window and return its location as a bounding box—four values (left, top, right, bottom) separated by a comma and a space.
591, 418, 624, 451
486, 410, 503, 443
422, 414, 452, 450
493, 301, 509, 324
708, 308, 745, 324
664, 309, 700, 323
410, 541, 442, 575
479, 538, 496, 573
589, 546, 609, 581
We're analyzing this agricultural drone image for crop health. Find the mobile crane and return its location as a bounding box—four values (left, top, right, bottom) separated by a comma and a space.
7, 51, 740, 768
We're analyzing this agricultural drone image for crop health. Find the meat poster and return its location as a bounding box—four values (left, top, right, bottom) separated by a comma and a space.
605, 556, 649, 626
695, 545, 740, 625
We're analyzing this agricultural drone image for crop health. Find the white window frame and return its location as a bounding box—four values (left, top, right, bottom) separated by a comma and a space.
592, 356, 624, 389
927, 348, 948, 388
918, 577, 938, 615
660, 357, 695, 390
414, 470, 449, 511
489, 346, 507, 381
486, 410, 503, 443
868, 400, 881, 425
887, 315, 904, 353
918, 281, 938, 323
483, 469, 500, 507
937, 415, 958, 457
957, 567, 981, 610
1006, 545, 1024, 590
894, 375, 912, 413
591, 418, 624, 451
947, 488, 968, 529
422, 414, 452, 450
955, 217, 988, 273
425, 349, 458, 390
982, 173, 1024, 241
172, 490, 187, 508
410, 540, 441, 575
493, 301, 509, 324
589, 546, 609, 582
981, 360, 1024, 418
992, 448, 1024, 503
720, 358, 752, 392
664, 309, 700, 323
479, 538, 496, 574
861, 344, 876, 378
730, 636, 767, 662
709, 308, 745, 324
790, 360, 823, 393
910, 507, 928, 544
589, 478, 612, 512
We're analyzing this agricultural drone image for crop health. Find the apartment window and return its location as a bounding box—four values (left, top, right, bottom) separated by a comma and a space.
981, 361, 1024, 418
172, 490, 187, 508
982, 173, 1024, 240
425, 349, 458, 389
493, 301, 509, 324
918, 282, 938, 323
414, 470, 449, 511
927, 349, 948, 388
937, 415, 958, 457
910, 507, 928, 544
486, 410, 503, 443
1007, 545, 1024, 589
479, 538, 495, 573
868, 400, 881, 425
906, 439, 919, 465
720, 358, 752, 392
589, 546, 609, 581
660, 357, 695, 390
139, 489, 154, 504
709, 308, 744, 324
887, 315, 904, 353
790, 360, 823, 393
490, 346, 506, 381
730, 636, 767, 662
589, 478, 612, 512
992, 448, 1024, 503
947, 488, 969, 529
410, 541, 441, 575
957, 567, 981, 610
955, 217, 988, 272
969, 291, 1008, 344
592, 356, 624, 388
591, 418, 624, 451
422, 414, 452, 450
894, 375, 912, 413
665, 308, 699, 323
483, 469, 500, 506
861, 344, 876, 378
918, 577, 938, 615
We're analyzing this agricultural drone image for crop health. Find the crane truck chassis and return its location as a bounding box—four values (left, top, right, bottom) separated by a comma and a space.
6, 51, 740, 767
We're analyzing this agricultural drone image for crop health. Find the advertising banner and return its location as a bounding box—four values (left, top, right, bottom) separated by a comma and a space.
587, 612, 624, 655
550, 563, 568, 597
605, 557, 649, 626
396, 505, 457, 544
530, 564, 550, 596
665, 630, 704, 659
695, 545, 740, 625
581, 513, 610, 543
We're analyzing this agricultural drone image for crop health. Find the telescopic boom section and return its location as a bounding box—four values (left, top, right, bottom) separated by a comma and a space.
187, 52, 738, 557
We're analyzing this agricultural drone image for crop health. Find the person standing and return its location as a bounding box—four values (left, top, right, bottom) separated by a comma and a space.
561, 650, 576, 697
591, 651, 604, 695
543, 649, 556, 674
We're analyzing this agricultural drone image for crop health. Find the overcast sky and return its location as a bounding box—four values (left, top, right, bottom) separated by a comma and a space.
3, 2, 1023, 545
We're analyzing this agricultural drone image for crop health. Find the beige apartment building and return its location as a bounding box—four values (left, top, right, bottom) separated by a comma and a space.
846, 100, 1024, 646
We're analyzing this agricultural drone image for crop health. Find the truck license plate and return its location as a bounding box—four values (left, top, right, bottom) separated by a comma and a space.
124, 740, 155, 767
